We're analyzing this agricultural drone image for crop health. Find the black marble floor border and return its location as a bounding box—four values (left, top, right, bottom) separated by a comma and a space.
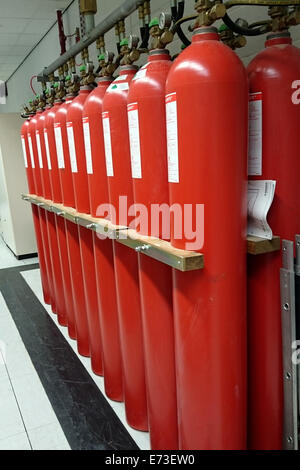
0, 264, 138, 450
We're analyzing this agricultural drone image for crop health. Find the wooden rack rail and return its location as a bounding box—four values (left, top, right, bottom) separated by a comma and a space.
22, 194, 281, 272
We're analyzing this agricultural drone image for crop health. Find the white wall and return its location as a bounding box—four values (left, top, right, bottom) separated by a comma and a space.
1, 0, 300, 114
0, 113, 37, 256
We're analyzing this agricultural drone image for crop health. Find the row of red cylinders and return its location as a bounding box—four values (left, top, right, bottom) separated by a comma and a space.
20, 28, 300, 449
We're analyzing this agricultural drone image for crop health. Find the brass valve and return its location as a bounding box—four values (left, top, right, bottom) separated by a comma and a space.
28, 99, 37, 113
81, 47, 89, 63
79, 62, 95, 86
65, 73, 80, 95
149, 15, 174, 50
96, 35, 105, 54
35, 93, 46, 109
44, 87, 55, 106
118, 19, 126, 40
194, 0, 226, 27
219, 24, 247, 49
120, 37, 141, 65
268, 5, 300, 31
98, 52, 117, 77
53, 81, 66, 100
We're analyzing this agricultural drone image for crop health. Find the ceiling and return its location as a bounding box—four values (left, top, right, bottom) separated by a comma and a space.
0, 0, 73, 82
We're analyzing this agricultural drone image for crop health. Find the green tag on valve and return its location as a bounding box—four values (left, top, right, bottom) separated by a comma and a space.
149, 18, 159, 28
120, 38, 128, 47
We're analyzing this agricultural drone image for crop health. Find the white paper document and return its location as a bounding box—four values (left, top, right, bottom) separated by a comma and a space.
247, 180, 276, 240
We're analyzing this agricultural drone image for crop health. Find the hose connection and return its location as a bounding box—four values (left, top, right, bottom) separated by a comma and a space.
219, 23, 247, 48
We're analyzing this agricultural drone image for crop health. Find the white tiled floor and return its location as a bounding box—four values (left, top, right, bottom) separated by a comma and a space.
0, 236, 150, 450
0, 292, 70, 450
0, 236, 38, 269
21, 268, 151, 451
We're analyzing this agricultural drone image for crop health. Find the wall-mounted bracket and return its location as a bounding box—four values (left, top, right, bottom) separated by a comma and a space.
280, 239, 299, 450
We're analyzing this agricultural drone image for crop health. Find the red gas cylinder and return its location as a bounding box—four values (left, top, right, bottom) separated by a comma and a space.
35, 107, 57, 312
166, 27, 248, 449
54, 92, 89, 355
82, 77, 123, 400
127, 50, 178, 449
53, 96, 78, 341
45, 100, 68, 327
102, 66, 148, 431
247, 32, 300, 450
66, 86, 103, 373
21, 117, 50, 305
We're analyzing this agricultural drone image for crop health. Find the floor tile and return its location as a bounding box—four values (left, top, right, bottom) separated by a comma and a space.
0, 237, 37, 270
0, 377, 26, 441
9, 372, 58, 431
0, 432, 31, 450
21, 268, 151, 450
4, 340, 36, 379
21, 257, 38, 266
28, 422, 70, 450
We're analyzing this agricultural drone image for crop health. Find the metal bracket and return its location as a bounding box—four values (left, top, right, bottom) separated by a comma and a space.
280, 239, 298, 449
295, 235, 300, 425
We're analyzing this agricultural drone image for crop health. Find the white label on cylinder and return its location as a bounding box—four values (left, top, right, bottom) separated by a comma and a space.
132, 68, 147, 81
21, 136, 28, 168
114, 75, 128, 81
28, 134, 35, 169
82, 117, 93, 175
127, 102, 142, 179
54, 123, 65, 169
248, 92, 263, 176
166, 92, 179, 183
43, 129, 52, 170
108, 82, 129, 92
102, 111, 114, 177
66, 122, 78, 173
35, 130, 43, 169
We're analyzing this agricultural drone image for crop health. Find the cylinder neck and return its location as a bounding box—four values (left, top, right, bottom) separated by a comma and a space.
148, 49, 171, 62
96, 77, 113, 84
192, 26, 219, 43
265, 32, 292, 47
120, 65, 138, 75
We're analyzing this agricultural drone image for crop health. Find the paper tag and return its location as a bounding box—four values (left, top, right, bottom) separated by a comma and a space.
43, 129, 52, 170
247, 180, 276, 239
248, 92, 263, 176
128, 103, 142, 179
66, 122, 78, 173
108, 82, 129, 92
28, 134, 35, 169
21, 136, 28, 168
35, 130, 43, 169
54, 123, 65, 169
102, 111, 114, 177
166, 92, 179, 183
82, 117, 93, 175
132, 68, 147, 81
